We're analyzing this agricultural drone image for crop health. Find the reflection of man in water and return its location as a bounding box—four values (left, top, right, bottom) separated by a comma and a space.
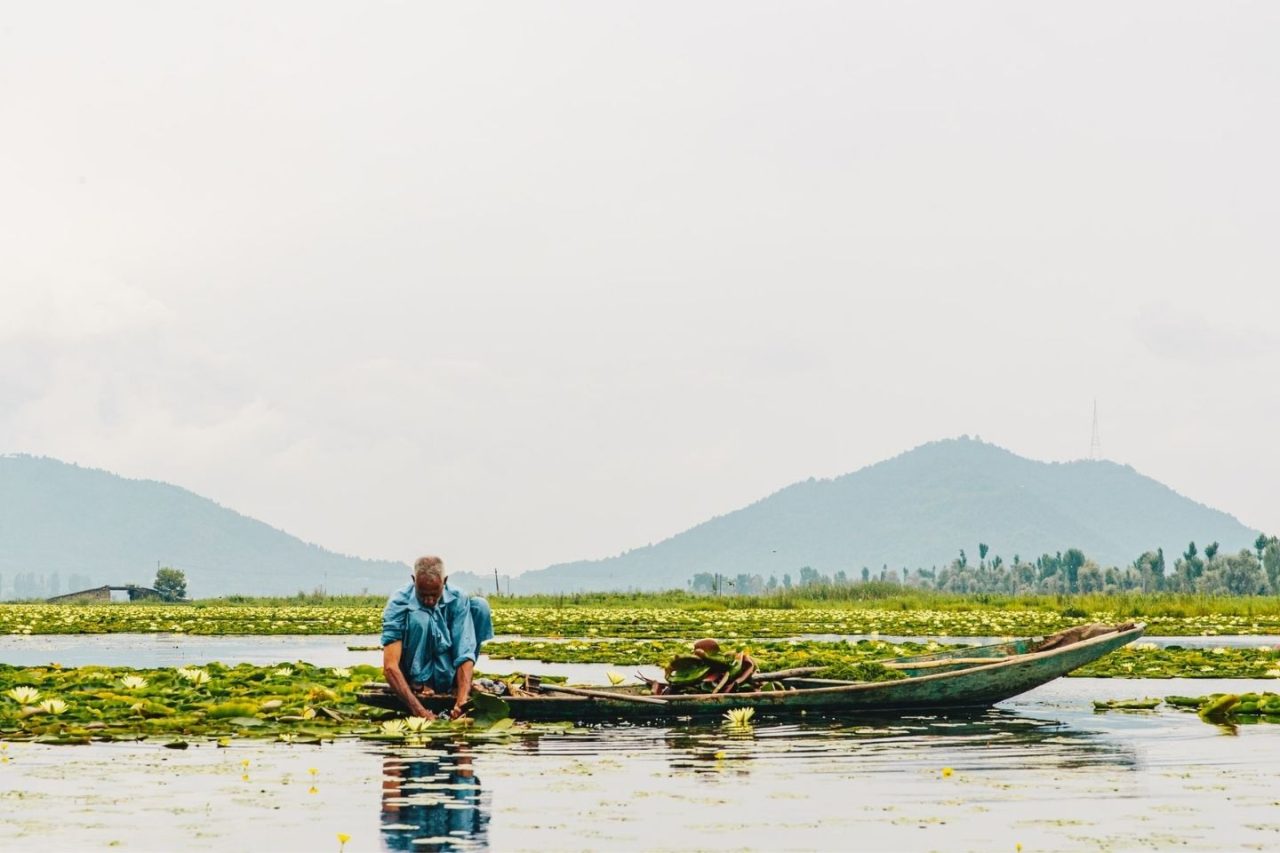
382, 556, 495, 719
381, 742, 486, 851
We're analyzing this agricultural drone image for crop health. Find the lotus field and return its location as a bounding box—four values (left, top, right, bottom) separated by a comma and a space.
6, 602, 1280, 637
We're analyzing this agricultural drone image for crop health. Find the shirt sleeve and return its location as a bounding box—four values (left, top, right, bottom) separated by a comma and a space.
449, 593, 478, 668
381, 589, 410, 646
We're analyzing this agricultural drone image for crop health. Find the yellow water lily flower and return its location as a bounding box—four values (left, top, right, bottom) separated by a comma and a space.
308, 767, 319, 776
380, 718, 406, 735
121, 676, 148, 689
278, 733, 296, 744
38, 698, 69, 715
941, 767, 954, 778
5, 686, 39, 705
606, 672, 625, 686
723, 707, 755, 728
301, 707, 317, 720
338, 832, 351, 851
403, 716, 430, 733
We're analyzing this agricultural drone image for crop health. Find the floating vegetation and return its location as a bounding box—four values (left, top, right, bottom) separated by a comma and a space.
8, 601, 1280, 638
483, 637, 1279, 680
1092, 698, 1160, 711
814, 661, 906, 682
1085, 692, 1280, 726
1071, 644, 1280, 679
0, 662, 542, 745
484, 637, 952, 669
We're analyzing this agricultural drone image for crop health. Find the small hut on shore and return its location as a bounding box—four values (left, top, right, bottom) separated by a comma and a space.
47, 585, 163, 604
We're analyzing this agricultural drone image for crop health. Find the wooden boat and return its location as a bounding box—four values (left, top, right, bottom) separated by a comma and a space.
358, 622, 1144, 722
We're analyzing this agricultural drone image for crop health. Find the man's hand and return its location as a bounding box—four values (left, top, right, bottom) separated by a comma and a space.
449, 704, 466, 720
415, 707, 437, 721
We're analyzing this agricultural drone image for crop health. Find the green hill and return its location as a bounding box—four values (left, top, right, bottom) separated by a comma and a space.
0, 455, 410, 598
514, 437, 1262, 593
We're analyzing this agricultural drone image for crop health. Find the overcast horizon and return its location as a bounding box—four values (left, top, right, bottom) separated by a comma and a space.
3, 3, 1278, 576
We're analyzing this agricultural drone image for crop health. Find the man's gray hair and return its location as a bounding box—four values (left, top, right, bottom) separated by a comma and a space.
413, 556, 445, 583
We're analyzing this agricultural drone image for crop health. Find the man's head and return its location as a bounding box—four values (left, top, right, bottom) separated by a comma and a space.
412, 556, 446, 608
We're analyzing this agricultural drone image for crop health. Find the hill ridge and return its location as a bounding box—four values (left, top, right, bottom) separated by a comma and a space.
513, 437, 1259, 592
0, 454, 410, 598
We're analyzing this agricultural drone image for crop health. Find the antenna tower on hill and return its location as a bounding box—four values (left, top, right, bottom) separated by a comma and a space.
1090, 399, 1103, 460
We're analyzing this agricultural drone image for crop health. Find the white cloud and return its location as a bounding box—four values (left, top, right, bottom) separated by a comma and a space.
1, 272, 172, 345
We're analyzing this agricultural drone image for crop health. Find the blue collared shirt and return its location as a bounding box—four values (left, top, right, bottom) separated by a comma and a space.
381, 582, 478, 691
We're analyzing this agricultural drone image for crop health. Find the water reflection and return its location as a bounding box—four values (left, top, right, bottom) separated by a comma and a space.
370, 707, 1149, 849
380, 741, 487, 851
657, 707, 1139, 775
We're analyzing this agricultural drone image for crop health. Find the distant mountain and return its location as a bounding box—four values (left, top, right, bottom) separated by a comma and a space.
514, 437, 1262, 593
0, 455, 412, 598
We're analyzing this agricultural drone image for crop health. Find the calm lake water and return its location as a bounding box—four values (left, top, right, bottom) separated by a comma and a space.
2, 632, 1279, 852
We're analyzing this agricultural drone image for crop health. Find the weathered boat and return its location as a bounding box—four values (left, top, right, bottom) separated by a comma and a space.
358, 622, 1144, 722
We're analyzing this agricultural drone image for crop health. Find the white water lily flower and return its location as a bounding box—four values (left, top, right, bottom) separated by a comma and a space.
273, 667, 294, 677
723, 707, 756, 728
330, 667, 351, 678
5, 686, 39, 705
121, 676, 148, 690
380, 718, 407, 735
177, 667, 211, 685
278, 733, 296, 744
1133, 643, 1159, 652
403, 716, 431, 733
39, 698, 69, 715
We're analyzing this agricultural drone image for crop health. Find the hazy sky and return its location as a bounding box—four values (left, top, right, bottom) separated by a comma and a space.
2, 3, 1277, 575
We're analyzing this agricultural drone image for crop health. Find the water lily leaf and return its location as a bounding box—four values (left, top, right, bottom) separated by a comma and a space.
468, 692, 510, 725
665, 656, 714, 686
1093, 698, 1160, 711
228, 716, 265, 728
1199, 693, 1240, 723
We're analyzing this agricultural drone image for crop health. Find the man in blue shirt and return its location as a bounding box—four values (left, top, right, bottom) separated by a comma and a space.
382, 556, 494, 719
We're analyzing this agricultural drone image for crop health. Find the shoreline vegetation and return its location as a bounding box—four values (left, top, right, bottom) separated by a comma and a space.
8, 589, 1280, 637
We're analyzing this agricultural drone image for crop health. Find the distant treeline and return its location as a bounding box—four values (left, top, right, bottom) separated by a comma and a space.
690, 534, 1280, 597
3, 572, 97, 600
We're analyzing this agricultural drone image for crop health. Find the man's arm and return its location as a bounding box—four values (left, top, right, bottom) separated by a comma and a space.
383, 641, 434, 719
451, 659, 474, 719
448, 593, 479, 718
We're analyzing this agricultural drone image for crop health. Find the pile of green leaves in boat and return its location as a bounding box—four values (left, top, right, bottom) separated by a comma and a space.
652, 639, 904, 695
